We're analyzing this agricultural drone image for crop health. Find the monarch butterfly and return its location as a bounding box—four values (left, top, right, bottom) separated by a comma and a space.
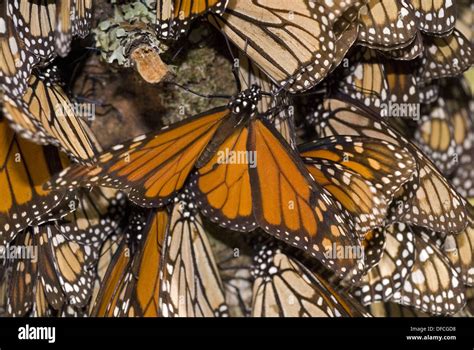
357, 0, 417, 50
90, 233, 132, 316
410, 0, 456, 35
125, 207, 167, 317
6, 228, 60, 316
417, 29, 473, 85
36, 224, 99, 308
159, 193, 229, 317
9, 0, 93, 60
2, 67, 101, 163
354, 223, 415, 305
237, 52, 296, 149
390, 229, 465, 315
155, 0, 228, 39
0, 1, 39, 99
91, 207, 166, 317
0, 117, 76, 245
6, 224, 97, 315
250, 239, 371, 317
208, 0, 349, 92
48, 86, 365, 281
93, 197, 227, 317
188, 111, 366, 281
300, 136, 417, 235
310, 97, 470, 234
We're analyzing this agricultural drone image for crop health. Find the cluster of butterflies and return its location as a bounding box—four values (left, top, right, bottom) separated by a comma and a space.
0, 0, 472, 317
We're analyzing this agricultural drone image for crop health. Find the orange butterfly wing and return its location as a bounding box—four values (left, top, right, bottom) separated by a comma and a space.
193, 118, 363, 280
300, 136, 417, 234
50, 108, 230, 207
130, 209, 168, 317
192, 125, 255, 230
91, 238, 131, 317
0, 118, 71, 245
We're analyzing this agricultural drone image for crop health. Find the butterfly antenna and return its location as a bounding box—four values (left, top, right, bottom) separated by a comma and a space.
166, 82, 232, 99
69, 47, 101, 66
295, 87, 328, 97
211, 14, 242, 92
262, 103, 292, 120
84, 46, 102, 53
169, 44, 186, 62
269, 78, 294, 98
74, 95, 106, 105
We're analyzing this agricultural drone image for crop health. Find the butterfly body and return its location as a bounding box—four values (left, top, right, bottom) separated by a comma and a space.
195, 85, 262, 168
